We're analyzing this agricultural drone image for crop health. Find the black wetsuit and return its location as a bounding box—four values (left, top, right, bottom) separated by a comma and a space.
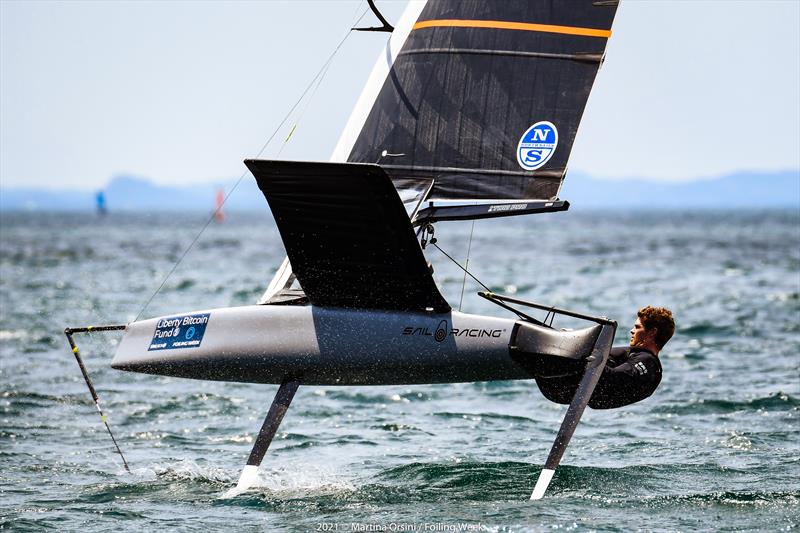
536, 346, 663, 409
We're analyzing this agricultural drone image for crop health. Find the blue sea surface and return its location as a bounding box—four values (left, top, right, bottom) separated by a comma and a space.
1, 209, 798, 532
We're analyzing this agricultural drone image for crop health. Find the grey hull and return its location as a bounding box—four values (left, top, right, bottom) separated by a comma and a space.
111, 304, 599, 385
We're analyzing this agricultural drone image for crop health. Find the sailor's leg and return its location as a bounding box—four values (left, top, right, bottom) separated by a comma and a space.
224, 379, 300, 497
531, 322, 616, 500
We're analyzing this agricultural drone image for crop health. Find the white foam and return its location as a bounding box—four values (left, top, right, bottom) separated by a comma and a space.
0, 330, 25, 341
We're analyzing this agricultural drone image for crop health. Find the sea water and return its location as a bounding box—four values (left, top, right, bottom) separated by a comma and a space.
1, 209, 798, 532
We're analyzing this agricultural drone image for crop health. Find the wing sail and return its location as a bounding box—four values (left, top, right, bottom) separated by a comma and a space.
246, 159, 450, 313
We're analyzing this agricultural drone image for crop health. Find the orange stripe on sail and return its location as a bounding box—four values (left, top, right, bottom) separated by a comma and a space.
412, 19, 612, 38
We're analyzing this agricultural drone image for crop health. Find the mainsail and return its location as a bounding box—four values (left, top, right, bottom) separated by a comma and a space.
335, 0, 618, 214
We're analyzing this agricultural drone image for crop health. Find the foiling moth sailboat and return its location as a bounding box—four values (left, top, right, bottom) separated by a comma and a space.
65, 0, 619, 500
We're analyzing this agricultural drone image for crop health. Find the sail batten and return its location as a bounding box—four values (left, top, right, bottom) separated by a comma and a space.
381, 163, 565, 179
400, 48, 604, 64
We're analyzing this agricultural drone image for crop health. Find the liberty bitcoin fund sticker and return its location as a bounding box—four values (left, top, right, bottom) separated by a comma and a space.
149, 313, 210, 351
517, 121, 558, 170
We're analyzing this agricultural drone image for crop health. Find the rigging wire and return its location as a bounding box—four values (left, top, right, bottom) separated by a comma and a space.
431, 239, 492, 295
275, 53, 336, 158
133, 6, 371, 322
458, 220, 476, 311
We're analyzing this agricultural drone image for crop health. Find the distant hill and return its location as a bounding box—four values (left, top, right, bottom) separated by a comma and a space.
0, 175, 266, 212
1, 169, 797, 211
561, 169, 799, 209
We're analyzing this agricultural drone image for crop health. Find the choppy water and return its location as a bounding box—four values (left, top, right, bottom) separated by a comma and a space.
1, 209, 798, 532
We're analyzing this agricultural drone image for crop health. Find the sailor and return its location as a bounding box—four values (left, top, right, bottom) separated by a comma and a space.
536, 306, 675, 409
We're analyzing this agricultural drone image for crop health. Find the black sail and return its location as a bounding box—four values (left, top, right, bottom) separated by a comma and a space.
347, 0, 618, 203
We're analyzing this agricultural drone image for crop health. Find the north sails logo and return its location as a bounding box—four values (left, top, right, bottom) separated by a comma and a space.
517, 121, 558, 170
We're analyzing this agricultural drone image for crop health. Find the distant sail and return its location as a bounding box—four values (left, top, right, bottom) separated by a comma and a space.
337, 0, 618, 206
214, 187, 226, 223
96, 190, 107, 216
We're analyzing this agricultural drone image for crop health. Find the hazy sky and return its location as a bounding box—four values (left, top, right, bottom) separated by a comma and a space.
1, 0, 798, 190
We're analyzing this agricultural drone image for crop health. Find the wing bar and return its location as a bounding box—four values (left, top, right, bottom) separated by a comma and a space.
224, 380, 300, 498
531, 322, 616, 499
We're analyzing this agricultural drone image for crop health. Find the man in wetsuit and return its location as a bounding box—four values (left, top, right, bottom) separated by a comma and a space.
537, 306, 675, 409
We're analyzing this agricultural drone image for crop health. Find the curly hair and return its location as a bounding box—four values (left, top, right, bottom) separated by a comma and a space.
637, 306, 675, 349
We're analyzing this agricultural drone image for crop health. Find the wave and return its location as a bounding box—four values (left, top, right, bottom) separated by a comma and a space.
171, 279, 196, 291
432, 411, 537, 424
635, 490, 800, 508
679, 321, 739, 336
653, 392, 799, 415
0, 329, 27, 341
2, 390, 66, 403
196, 238, 242, 250
370, 423, 434, 435
28, 456, 798, 517
8, 332, 62, 353
366, 462, 800, 506
133, 461, 359, 504
322, 390, 439, 404
123, 393, 245, 421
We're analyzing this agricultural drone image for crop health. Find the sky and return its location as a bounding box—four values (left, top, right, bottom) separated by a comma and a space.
1, 0, 798, 190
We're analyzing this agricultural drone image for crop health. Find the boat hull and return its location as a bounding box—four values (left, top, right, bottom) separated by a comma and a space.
111, 304, 597, 385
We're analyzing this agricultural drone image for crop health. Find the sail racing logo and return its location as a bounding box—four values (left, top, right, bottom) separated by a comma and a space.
517, 121, 558, 171
434, 320, 448, 342
402, 323, 504, 342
